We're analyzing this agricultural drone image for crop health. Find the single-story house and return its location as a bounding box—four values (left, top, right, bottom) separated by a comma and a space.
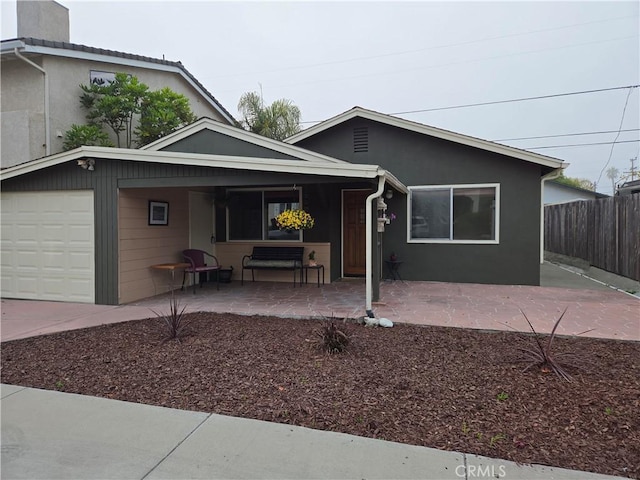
287, 107, 566, 287
544, 179, 608, 205
1, 108, 566, 313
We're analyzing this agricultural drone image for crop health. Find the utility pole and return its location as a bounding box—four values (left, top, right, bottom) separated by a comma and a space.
621, 157, 638, 183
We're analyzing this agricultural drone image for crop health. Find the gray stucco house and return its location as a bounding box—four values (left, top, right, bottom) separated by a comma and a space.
1, 0, 234, 168
1, 109, 565, 309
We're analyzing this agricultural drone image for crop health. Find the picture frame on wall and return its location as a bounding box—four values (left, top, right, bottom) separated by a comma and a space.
149, 201, 169, 226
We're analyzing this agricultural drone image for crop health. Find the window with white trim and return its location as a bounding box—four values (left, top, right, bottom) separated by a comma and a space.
408, 184, 499, 243
227, 188, 302, 241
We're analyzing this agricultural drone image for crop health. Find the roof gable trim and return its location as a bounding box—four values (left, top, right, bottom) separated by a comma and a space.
286, 107, 566, 170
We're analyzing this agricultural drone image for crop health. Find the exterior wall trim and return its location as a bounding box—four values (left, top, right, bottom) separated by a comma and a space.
407, 183, 501, 245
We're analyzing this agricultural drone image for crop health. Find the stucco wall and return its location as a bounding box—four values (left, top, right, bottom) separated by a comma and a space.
1, 53, 230, 167
1, 58, 46, 164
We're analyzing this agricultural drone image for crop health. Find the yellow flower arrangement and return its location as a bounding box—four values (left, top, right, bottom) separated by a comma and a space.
275, 209, 315, 231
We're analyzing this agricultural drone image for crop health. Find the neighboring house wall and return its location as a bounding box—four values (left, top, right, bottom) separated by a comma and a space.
544, 181, 600, 205
1, 58, 46, 164
1, 53, 230, 167
295, 118, 544, 285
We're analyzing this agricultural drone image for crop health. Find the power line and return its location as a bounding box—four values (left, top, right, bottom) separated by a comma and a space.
493, 128, 640, 142
389, 85, 639, 116
275, 34, 636, 99
211, 14, 638, 79
596, 86, 637, 186
526, 139, 639, 150
300, 85, 639, 124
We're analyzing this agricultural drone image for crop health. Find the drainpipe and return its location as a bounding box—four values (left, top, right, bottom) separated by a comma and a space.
365, 175, 386, 318
540, 168, 564, 264
15, 48, 50, 156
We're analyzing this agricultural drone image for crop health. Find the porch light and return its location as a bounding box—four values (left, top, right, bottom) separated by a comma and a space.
77, 158, 95, 171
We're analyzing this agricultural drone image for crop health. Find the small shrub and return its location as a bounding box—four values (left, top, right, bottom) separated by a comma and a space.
315, 320, 351, 354
515, 307, 583, 382
496, 392, 509, 402
152, 293, 190, 341
490, 433, 506, 448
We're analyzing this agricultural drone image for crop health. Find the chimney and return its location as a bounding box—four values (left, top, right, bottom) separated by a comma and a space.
17, 0, 70, 42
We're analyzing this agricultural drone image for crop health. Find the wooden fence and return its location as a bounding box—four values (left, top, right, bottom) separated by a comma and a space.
544, 194, 640, 281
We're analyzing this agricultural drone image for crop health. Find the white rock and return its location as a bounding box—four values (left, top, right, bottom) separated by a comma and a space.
364, 316, 379, 327
378, 318, 394, 328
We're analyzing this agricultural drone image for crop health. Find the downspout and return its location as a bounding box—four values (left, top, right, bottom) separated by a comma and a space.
14, 48, 51, 156
365, 175, 386, 318
540, 168, 563, 263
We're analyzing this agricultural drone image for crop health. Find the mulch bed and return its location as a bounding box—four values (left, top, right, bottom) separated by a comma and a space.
2, 312, 639, 478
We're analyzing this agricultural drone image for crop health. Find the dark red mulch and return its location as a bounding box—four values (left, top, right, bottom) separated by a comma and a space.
1, 313, 639, 478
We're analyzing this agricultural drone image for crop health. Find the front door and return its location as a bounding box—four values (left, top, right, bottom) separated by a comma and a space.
343, 190, 369, 276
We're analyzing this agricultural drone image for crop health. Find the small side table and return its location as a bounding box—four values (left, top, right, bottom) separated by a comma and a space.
303, 264, 325, 287
150, 262, 191, 292
384, 260, 403, 281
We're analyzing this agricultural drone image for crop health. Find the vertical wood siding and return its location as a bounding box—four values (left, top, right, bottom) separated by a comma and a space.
544, 195, 640, 280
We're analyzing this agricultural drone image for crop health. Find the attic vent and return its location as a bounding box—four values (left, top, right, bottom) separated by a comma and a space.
353, 127, 369, 153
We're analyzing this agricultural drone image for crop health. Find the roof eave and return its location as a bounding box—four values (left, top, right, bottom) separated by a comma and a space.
0, 147, 388, 182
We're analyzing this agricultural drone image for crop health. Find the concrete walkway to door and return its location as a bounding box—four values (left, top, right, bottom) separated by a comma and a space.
1, 262, 638, 343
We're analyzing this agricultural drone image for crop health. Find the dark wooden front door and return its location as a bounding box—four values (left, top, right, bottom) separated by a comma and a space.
343, 190, 369, 276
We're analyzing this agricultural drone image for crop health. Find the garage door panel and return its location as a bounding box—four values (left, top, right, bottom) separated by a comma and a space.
1, 191, 95, 303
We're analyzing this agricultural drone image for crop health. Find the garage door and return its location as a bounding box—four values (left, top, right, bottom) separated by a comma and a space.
1, 191, 95, 303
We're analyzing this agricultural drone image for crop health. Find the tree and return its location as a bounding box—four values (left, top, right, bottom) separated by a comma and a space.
237, 91, 301, 141
63, 124, 114, 150
554, 173, 595, 191
80, 73, 148, 148
606, 167, 620, 194
135, 87, 197, 146
76, 73, 197, 148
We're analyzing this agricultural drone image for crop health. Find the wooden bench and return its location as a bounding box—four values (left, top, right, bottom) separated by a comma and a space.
241, 246, 304, 286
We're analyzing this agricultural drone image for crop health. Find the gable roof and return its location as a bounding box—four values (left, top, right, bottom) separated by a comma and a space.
0, 146, 408, 194
141, 117, 349, 165
1, 37, 235, 125
286, 106, 567, 170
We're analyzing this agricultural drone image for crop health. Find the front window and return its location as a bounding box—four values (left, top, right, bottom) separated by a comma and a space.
408, 184, 499, 243
228, 188, 301, 241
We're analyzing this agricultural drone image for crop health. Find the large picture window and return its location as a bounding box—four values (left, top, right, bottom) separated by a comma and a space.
408, 184, 499, 243
227, 188, 302, 241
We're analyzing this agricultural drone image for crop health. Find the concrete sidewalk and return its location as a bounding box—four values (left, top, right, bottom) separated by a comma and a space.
1, 384, 625, 480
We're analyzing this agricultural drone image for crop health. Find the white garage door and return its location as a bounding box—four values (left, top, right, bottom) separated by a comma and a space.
1, 191, 95, 303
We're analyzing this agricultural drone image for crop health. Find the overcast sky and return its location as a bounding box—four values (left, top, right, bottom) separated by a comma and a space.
2, 0, 638, 194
